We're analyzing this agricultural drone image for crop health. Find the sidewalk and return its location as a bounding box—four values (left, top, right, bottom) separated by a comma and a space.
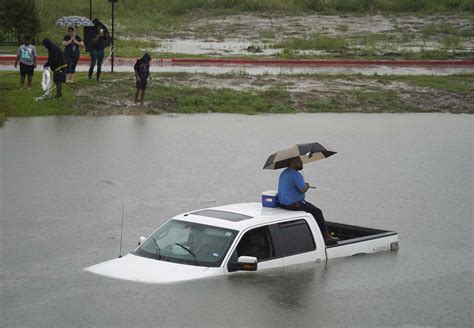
1, 55, 473, 76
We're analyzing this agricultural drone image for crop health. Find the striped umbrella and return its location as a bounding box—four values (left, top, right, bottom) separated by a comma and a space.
263, 142, 336, 170
55, 16, 94, 27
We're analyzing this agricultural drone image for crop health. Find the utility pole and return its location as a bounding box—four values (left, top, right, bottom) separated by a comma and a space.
89, 0, 92, 20
109, 0, 117, 73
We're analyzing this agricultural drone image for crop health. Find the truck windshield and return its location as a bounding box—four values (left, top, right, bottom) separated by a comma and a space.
134, 220, 238, 267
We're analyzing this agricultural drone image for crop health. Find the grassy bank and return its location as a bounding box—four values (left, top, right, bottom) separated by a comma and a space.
1, 71, 472, 124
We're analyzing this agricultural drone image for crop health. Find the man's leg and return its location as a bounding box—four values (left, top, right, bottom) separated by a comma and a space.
56, 82, 62, 98
88, 50, 96, 79
20, 74, 25, 88
19, 64, 26, 88
134, 89, 140, 104
298, 201, 328, 234
297, 201, 338, 245
66, 56, 73, 83
54, 69, 65, 98
96, 50, 104, 81
27, 65, 34, 89
140, 89, 145, 105
70, 56, 79, 83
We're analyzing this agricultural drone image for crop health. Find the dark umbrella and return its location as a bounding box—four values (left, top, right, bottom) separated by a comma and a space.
263, 142, 336, 170
55, 16, 94, 27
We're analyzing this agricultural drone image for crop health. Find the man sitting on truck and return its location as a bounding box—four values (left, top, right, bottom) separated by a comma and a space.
278, 157, 339, 245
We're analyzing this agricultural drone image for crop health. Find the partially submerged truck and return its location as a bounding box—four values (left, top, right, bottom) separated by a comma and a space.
85, 203, 399, 283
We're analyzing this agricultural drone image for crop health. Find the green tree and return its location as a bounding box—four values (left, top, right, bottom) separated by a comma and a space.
0, 0, 41, 43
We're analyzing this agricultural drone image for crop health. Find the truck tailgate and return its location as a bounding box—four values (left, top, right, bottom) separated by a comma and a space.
325, 222, 398, 260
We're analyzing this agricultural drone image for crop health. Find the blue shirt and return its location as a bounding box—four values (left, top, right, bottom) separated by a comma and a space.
278, 168, 306, 205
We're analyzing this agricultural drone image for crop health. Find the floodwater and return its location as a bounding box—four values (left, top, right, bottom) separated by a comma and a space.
0, 114, 472, 327
155, 39, 281, 56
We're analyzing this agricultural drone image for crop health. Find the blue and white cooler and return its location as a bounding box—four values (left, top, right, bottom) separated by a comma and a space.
261, 190, 279, 208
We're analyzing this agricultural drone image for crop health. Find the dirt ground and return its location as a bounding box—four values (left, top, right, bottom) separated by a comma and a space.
75, 73, 474, 114
146, 13, 474, 57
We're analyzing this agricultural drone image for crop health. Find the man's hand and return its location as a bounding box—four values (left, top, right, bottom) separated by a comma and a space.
299, 183, 310, 193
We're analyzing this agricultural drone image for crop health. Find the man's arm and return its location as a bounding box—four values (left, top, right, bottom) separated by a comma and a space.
33, 46, 37, 68
294, 171, 309, 193
43, 50, 51, 68
299, 183, 309, 193
76, 36, 85, 48
62, 39, 72, 47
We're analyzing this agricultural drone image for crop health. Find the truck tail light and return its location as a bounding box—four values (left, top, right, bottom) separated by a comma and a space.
390, 241, 399, 251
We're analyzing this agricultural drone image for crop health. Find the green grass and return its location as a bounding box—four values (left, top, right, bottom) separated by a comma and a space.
306, 90, 421, 113
273, 34, 348, 51
306, 96, 345, 112
114, 38, 160, 57
0, 111, 6, 126
277, 72, 474, 93
384, 74, 474, 93
77, 76, 294, 115
0, 71, 78, 117
32, 0, 474, 19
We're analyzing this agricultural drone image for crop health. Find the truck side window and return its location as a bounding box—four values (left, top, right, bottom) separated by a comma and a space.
278, 219, 316, 256
235, 226, 275, 262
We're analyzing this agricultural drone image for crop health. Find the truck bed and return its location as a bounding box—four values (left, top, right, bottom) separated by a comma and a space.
325, 221, 398, 259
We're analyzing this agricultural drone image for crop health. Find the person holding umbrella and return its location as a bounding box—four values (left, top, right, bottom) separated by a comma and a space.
263, 142, 339, 245
62, 26, 84, 84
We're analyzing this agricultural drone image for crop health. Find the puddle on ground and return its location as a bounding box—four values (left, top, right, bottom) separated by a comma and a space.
154, 39, 281, 56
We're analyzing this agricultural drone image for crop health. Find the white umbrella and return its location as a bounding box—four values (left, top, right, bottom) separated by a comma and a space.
55, 16, 94, 27
263, 142, 337, 170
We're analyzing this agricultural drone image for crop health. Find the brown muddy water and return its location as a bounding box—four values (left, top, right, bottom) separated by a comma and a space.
0, 114, 472, 327
2, 62, 473, 75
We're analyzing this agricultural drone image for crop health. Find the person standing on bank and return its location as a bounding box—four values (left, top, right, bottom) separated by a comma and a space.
134, 53, 151, 105
278, 157, 339, 245
62, 27, 84, 84
88, 26, 108, 81
14, 35, 37, 90
42, 39, 67, 99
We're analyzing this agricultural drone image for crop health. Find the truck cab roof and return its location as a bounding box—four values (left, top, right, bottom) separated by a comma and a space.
179, 202, 306, 231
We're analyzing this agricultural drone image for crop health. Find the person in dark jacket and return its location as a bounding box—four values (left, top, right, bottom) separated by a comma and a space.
134, 53, 151, 105
42, 38, 67, 99
88, 26, 108, 81
62, 27, 84, 84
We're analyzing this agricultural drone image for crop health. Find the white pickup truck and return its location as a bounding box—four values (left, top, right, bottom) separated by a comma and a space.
85, 203, 399, 283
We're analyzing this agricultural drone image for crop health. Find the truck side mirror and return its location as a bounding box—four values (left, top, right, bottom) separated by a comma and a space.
138, 236, 146, 246
228, 256, 258, 272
